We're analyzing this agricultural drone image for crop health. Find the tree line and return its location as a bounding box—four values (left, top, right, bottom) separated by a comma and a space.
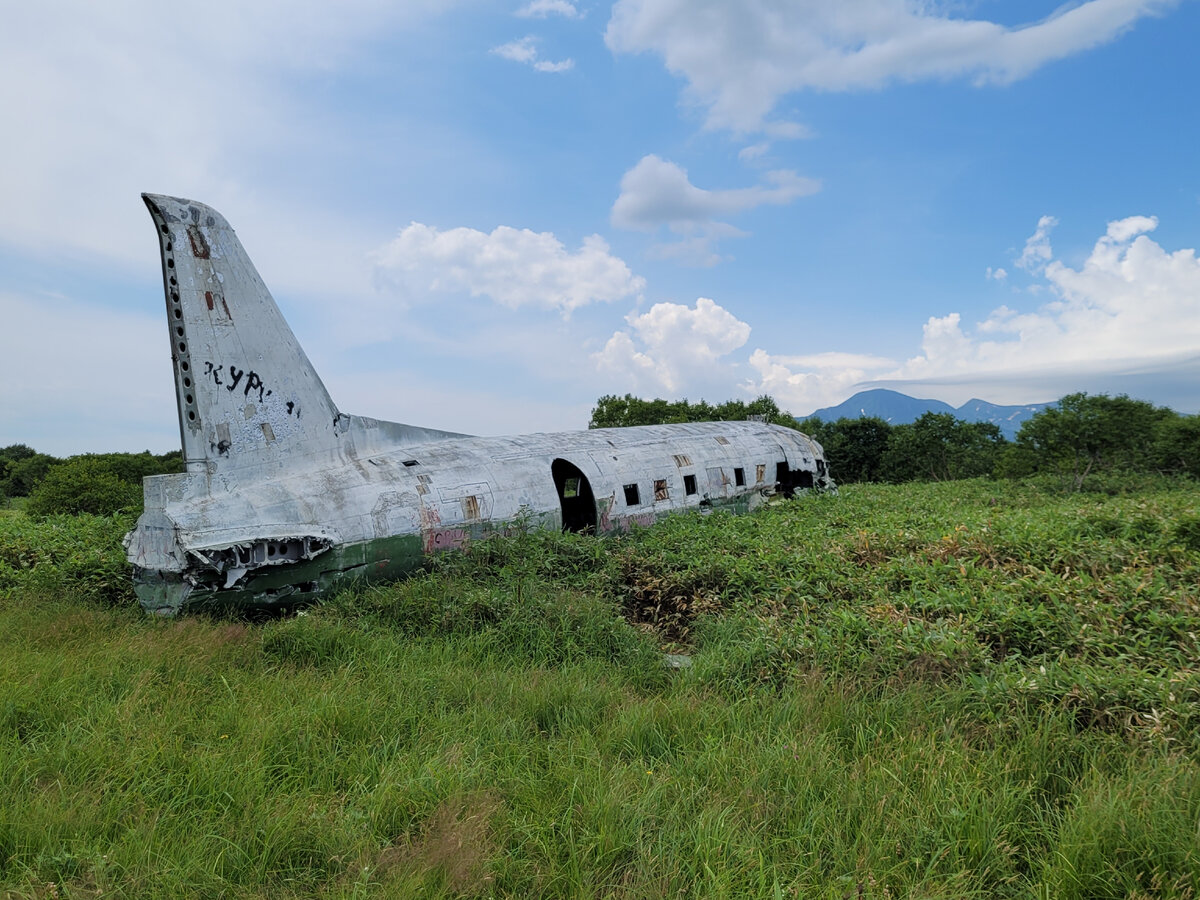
0, 446, 182, 516
591, 391, 1200, 490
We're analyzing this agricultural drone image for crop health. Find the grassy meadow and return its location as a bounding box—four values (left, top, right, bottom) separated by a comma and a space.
2, 478, 1199, 898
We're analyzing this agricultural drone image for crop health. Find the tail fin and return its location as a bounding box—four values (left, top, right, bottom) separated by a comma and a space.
144, 194, 344, 476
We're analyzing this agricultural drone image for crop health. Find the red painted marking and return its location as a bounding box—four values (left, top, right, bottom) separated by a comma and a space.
205, 291, 215, 310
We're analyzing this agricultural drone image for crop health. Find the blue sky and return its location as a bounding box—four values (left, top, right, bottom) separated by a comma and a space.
2, 0, 1198, 455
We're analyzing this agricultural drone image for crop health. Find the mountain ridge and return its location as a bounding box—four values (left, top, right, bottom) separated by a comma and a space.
801, 389, 1055, 439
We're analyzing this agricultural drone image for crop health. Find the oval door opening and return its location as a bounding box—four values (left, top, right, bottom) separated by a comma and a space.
552, 458, 597, 533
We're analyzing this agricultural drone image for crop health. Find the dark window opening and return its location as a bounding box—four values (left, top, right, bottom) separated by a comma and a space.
734, 467, 745, 486
654, 479, 669, 501
684, 474, 697, 495
623, 483, 640, 506
553, 459, 597, 533
402, 459, 420, 467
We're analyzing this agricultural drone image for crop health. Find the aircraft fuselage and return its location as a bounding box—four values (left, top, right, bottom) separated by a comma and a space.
124, 195, 832, 615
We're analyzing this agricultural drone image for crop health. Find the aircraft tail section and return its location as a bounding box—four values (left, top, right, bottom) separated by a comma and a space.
143, 193, 346, 476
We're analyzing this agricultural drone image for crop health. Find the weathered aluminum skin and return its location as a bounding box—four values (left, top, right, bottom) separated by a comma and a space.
125, 194, 833, 615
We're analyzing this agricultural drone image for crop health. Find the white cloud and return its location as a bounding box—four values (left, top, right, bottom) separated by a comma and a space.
1016, 215, 1058, 273
372, 222, 644, 313
613, 155, 819, 230
746, 215, 1200, 412
738, 143, 770, 162
516, 0, 581, 18
612, 154, 819, 261
593, 297, 751, 392
491, 35, 574, 71
535, 58, 576, 73
986, 266, 1008, 282
606, 0, 1177, 132
493, 35, 540, 64
747, 349, 898, 413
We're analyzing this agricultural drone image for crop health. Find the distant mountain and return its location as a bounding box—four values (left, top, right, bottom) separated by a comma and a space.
801, 389, 1054, 440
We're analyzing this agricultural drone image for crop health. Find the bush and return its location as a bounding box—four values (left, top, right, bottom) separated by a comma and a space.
25, 457, 144, 517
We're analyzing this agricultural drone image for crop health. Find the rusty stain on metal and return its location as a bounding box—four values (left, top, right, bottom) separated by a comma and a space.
125, 193, 834, 616
187, 225, 211, 259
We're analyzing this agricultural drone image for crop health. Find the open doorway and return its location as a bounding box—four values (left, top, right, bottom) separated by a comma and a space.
552, 458, 597, 533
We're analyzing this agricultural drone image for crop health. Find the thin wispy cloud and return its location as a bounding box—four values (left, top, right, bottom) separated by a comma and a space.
491, 35, 574, 72
606, 0, 1179, 132
515, 0, 580, 19
611, 154, 819, 264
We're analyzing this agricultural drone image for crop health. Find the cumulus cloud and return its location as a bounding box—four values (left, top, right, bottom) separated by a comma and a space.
612, 154, 819, 262
746, 214, 1200, 412
593, 297, 751, 392
605, 0, 1177, 132
373, 222, 644, 313
515, 0, 580, 18
491, 35, 574, 71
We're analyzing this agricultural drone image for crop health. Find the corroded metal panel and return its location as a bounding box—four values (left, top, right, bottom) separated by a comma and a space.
126, 194, 834, 615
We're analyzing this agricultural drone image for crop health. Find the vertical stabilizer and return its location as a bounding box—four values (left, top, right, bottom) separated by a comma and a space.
143, 194, 344, 477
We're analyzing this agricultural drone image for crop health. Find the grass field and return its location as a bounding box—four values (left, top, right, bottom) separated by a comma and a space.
2, 478, 1199, 898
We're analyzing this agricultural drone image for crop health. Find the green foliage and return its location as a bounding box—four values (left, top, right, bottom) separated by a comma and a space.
589, 393, 801, 430
23, 451, 182, 517
800, 413, 1006, 484
800, 415, 892, 483
882, 412, 1006, 482
0, 447, 58, 499
1012, 392, 1177, 489
1151, 413, 1200, 476
0, 511, 136, 605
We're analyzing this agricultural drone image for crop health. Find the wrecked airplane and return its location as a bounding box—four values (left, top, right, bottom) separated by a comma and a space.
124, 194, 833, 615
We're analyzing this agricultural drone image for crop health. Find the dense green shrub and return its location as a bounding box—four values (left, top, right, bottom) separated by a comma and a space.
0, 511, 136, 605
23, 451, 182, 517
25, 457, 144, 517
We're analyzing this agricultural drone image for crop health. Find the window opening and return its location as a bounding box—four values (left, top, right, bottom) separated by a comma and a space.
672, 454, 692, 467
654, 479, 669, 501
734, 467, 746, 486
623, 483, 640, 506
755, 464, 765, 484
684, 474, 697, 496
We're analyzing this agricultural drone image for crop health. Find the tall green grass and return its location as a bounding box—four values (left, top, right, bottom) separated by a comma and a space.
1, 479, 1198, 897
